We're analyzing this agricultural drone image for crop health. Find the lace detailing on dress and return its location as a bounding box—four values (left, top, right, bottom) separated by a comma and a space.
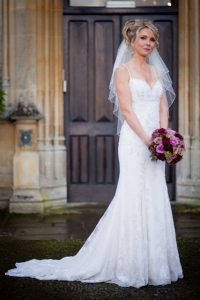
5, 77, 183, 288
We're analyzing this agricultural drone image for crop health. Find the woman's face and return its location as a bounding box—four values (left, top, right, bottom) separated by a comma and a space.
132, 27, 156, 57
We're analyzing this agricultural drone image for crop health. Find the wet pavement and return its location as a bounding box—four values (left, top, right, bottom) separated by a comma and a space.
0, 203, 200, 240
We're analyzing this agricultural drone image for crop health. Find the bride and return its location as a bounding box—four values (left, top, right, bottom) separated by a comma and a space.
5, 19, 183, 288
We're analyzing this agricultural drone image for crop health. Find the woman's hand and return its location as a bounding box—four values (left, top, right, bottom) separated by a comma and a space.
144, 137, 152, 148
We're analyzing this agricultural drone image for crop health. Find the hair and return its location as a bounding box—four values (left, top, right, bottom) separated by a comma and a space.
122, 19, 159, 48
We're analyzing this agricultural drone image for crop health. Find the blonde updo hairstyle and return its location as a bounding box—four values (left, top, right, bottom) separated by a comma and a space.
122, 19, 159, 48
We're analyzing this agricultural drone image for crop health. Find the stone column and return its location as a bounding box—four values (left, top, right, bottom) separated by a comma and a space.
0, 0, 14, 210
9, 105, 43, 213
1, 0, 67, 212
177, 0, 200, 204
2, 0, 9, 90
35, 0, 67, 208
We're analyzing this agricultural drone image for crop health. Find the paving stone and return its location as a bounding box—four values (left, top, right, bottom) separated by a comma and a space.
0, 210, 200, 240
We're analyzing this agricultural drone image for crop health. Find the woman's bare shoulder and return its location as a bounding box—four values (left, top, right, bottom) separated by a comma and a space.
149, 64, 159, 75
117, 64, 127, 71
116, 64, 129, 78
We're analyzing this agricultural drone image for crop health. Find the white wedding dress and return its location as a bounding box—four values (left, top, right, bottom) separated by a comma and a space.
5, 66, 183, 288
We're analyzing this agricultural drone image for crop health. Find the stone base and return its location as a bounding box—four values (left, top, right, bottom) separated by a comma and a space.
41, 185, 67, 209
177, 179, 200, 205
177, 198, 200, 205
10, 188, 43, 213
0, 187, 12, 210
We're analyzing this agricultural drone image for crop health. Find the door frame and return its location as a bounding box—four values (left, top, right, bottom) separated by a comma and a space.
63, 0, 178, 201
63, 0, 178, 14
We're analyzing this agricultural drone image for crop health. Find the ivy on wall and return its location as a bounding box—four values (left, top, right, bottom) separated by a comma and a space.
0, 86, 6, 115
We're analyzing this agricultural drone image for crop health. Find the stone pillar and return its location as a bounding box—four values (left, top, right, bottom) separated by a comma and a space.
0, 0, 14, 210
35, 0, 67, 208
1, 0, 67, 212
2, 0, 9, 91
177, 0, 200, 204
9, 105, 43, 213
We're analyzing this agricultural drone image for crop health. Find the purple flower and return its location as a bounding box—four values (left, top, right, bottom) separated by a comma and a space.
166, 129, 176, 135
170, 138, 179, 146
156, 144, 164, 153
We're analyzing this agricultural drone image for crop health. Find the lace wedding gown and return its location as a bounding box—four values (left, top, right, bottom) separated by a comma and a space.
5, 67, 183, 288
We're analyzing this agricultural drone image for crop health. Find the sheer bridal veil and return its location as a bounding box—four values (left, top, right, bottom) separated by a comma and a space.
108, 41, 176, 135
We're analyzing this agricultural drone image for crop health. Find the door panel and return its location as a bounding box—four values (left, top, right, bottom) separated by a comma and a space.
95, 21, 115, 123
64, 13, 178, 202
69, 21, 89, 122
64, 15, 120, 202
70, 135, 89, 183
96, 135, 115, 183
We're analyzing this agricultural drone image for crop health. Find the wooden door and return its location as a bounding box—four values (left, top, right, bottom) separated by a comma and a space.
64, 15, 120, 202
64, 12, 178, 202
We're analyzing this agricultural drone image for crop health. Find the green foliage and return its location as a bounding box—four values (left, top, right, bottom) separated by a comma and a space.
0, 87, 6, 115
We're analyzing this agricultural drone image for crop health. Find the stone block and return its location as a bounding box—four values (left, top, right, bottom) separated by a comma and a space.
14, 152, 39, 187
10, 202, 43, 214
177, 179, 200, 204
41, 185, 67, 209
0, 121, 15, 186
10, 188, 43, 213
0, 187, 12, 210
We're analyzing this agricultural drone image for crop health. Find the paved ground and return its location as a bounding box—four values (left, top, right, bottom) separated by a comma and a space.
0, 203, 200, 300
1, 238, 200, 300
0, 203, 200, 240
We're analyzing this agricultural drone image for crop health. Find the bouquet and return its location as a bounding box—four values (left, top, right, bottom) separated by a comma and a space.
148, 128, 185, 165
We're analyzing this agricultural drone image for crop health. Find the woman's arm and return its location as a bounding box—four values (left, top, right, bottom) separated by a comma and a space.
116, 65, 151, 147
159, 92, 168, 128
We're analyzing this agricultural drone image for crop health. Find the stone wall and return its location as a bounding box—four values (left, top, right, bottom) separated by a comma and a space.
0, 0, 2, 83
0, 0, 67, 212
177, 0, 200, 204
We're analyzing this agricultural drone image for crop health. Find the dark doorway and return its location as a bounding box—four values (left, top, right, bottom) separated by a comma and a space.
63, 1, 178, 202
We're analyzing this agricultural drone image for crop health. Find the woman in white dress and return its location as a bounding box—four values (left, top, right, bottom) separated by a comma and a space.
5, 19, 183, 288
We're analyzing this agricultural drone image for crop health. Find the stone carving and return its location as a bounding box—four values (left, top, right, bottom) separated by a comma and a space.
10, 102, 43, 120
19, 129, 33, 147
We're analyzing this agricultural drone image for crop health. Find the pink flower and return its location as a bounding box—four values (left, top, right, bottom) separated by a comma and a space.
166, 129, 176, 135
178, 147, 185, 155
153, 137, 162, 144
156, 144, 164, 153
170, 138, 179, 146
172, 147, 179, 155
166, 156, 173, 163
